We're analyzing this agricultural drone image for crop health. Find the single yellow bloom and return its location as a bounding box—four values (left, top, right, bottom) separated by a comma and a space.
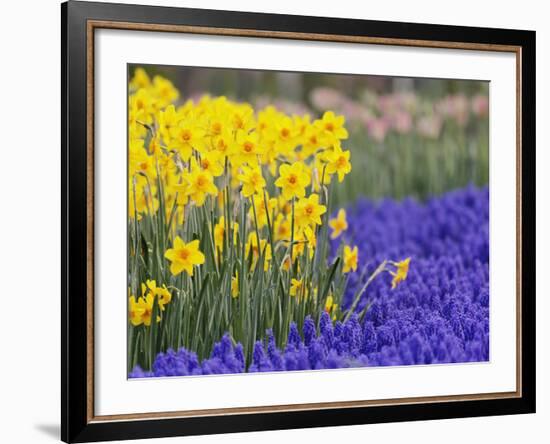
302, 125, 323, 157
302, 225, 317, 259
200, 151, 224, 177
129, 88, 154, 122
245, 234, 272, 271
230, 104, 255, 133
315, 110, 349, 145
130, 67, 151, 90
274, 213, 291, 242
290, 278, 303, 297
129, 178, 159, 218
129, 139, 157, 180
205, 114, 230, 137
269, 115, 298, 154
231, 273, 239, 298
324, 294, 338, 320
133, 293, 157, 327
248, 193, 277, 229
238, 165, 266, 197
278, 194, 292, 215
292, 226, 316, 260
213, 217, 238, 253
169, 119, 206, 159
129, 295, 145, 326
212, 129, 233, 157
158, 104, 182, 144
325, 143, 352, 183
185, 159, 218, 206
142, 279, 172, 311
214, 216, 226, 251
233, 130, 263, 166
169, 177, 191, 207
152, 75, 179, 107
164, 237, 205, 276
390, 257, 411, 289
343, 245, 359, 273
329, 209, 348, 239
274, 161, 311, 200
295, 193, 326, 228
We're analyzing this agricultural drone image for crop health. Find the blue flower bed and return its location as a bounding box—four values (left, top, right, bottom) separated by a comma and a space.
130, 185, 489, 377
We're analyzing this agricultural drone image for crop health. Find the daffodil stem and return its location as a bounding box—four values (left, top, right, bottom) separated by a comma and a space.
344, 260, 387, 323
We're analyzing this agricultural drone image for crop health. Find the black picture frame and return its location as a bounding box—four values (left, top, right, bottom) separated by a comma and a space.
62, 1, 536, 442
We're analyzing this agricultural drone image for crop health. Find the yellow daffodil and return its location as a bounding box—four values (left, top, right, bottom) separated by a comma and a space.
295, 193, 326, 228
325, 143, 352, 183
169, 178, 191, 207
324, 294, 338, 320
290, 278, 303, 297
129, 88, 154, 123
200, 151, 224, 177
129, 295, 145, 326
185, 159, 218, 206
343, 245, 359, 273
249, 193, 277, 228
278, 195, 292, 215
231, 273, 239, 298
129, 292, 158, 327
130, 67, 151, 90
302, 125, 323, 157
129, 140, 157, 180
233, 130, 263, 166
152, 75, 179, 107
129, 178, 159, 218
274, 213, 291, 241
274, 161, 311, 200
214, 216, 226, 251
213, 216, 238, 253
245, 234, 272, 271
329, 209, 348, 239
238, 165, 266, 197
142, 279, 172, 311
164, 237, 205, 276
269, 115, 298, 154
205, 114, 230, 137
169, 119, 206, 159
293, 226, 317, 260
212, 129, 233, 158
389, 257, 411, 289
230, 103, 255, 132
315, 110, 349, 145
158, 104, 182, 144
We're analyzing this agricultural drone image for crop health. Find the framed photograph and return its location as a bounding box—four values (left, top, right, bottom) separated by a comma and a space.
62, 1, 535, 442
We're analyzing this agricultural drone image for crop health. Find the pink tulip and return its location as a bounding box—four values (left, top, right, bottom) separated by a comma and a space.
392, 110, 413, 134
417, 115, 443, 139
366, 117, 390, 143
471, 94, 489, 117
310, 87, 345, 110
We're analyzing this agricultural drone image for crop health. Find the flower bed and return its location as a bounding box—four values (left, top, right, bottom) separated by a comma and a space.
130, 185, 489, 377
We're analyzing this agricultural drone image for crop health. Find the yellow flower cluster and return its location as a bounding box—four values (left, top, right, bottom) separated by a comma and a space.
128, 68, 359, 324
129, 280, 172, 327
129, 70, 354, 254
